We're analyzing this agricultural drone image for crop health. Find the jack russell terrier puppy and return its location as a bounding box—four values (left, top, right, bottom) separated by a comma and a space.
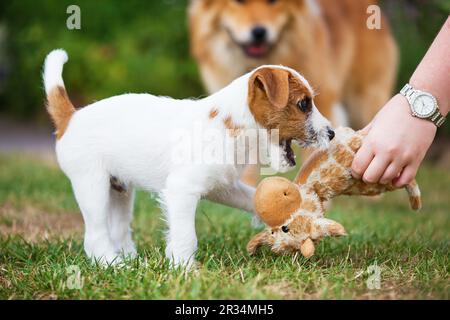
42, 49, 334, 267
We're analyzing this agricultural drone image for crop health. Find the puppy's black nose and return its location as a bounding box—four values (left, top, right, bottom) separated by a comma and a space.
251, 26, 267, 42
327, 128, 335, 141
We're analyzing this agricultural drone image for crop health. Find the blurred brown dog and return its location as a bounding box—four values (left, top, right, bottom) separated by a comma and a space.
189, 0, 398, 185
189, 0, 397, 126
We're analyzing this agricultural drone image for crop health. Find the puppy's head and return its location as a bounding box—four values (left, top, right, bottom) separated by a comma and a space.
217, 0, 304, 58
248, 66, 334, 168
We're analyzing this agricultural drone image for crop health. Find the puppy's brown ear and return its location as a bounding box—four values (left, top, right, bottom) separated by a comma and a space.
247, 231, 269, 255
250, 68, 290, 109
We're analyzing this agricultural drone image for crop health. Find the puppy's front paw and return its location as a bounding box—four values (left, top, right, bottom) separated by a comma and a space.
167, 255, 197, 271
85, 241, 123, 267
88, 251, 124, 267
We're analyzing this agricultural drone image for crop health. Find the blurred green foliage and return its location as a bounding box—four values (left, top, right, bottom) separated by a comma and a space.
0, 0, 448, 135
383, 0, 449, 89
0, 0, 202, 120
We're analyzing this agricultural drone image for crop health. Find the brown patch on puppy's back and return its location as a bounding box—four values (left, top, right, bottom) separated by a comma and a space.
209, 108, 219, 119
223, 115, 244, 137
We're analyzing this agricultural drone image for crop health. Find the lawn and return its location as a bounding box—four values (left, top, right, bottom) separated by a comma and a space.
0, 153, 448, 299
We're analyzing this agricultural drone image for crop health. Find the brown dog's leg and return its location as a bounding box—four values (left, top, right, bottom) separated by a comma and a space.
343, 19, 398, 129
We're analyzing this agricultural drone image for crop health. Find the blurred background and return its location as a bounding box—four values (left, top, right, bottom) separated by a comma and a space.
0, 0, 448, 163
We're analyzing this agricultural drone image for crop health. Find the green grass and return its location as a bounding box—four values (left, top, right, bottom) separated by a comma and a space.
0, 154, 448, 299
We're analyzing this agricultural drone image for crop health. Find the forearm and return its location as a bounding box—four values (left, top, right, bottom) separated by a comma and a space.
409, 15, 450, 115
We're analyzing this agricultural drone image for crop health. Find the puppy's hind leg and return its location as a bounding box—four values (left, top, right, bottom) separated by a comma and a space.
108, 183, 137, 259
71, 173, 120, 266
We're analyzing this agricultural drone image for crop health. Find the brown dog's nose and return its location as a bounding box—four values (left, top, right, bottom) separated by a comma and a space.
251, 26, 267, 42
327, 128, 335, 141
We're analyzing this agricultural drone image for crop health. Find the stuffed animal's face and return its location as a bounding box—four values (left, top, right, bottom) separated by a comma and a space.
250, 175, 346, 257
247, 214, 346, 257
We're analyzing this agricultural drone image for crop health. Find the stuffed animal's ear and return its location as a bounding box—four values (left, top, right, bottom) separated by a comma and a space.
247, 231, 269, 255
311, 218, 347, 239
249, 67, 290, 109
300, 238, 315, 258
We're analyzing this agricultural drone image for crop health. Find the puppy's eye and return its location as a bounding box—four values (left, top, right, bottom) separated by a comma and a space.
235, 0, 245, 4
268, 0, 277, 4
298, 97, 311, 113
281, 225, 289, 233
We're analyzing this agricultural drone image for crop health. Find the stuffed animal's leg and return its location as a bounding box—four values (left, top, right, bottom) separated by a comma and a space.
405, 180, 422, 210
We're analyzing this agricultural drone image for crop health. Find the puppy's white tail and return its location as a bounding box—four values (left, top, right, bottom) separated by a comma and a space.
43, 49, 75, 139
43, 49, 68, 94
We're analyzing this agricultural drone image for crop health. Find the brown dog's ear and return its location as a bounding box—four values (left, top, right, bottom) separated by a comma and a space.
247, 231, 269, 255
250, 67, 290, 109
300, 238, 315, 258
311, 218, 347, 239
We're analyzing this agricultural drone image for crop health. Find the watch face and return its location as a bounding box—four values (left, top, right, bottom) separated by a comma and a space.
412, 93, 436, 118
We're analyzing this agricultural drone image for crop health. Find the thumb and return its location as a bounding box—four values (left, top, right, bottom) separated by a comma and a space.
360, 121, 373, 135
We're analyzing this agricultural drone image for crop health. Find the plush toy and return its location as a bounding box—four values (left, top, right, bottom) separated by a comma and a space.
248, 127, 422, 258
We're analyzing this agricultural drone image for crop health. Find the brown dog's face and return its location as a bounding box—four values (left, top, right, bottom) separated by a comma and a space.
247, 215, 346, 257
219, 0, 303, 58
248, 66, 334, 168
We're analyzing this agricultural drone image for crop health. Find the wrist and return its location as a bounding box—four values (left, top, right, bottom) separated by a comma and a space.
409, 77, 449, 116
395, 93, 437, 135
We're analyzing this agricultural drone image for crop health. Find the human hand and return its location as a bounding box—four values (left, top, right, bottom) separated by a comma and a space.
351, 94, 437, 187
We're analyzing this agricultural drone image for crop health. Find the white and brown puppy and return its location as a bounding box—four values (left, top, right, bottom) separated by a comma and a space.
43, 49, 334, 267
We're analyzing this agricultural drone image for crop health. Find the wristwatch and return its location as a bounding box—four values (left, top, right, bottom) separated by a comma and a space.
400, 84, 446, 127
